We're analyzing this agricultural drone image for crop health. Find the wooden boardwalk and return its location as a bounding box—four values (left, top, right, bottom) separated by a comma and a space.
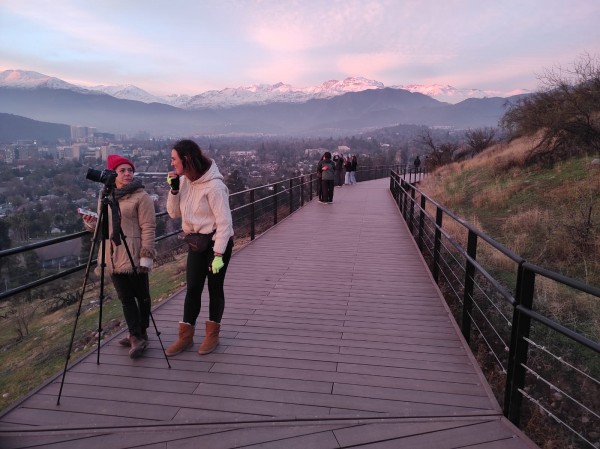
0, 178, 538, 448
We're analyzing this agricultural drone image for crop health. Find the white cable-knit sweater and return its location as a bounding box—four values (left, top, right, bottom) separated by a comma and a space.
166, 160, 234, 255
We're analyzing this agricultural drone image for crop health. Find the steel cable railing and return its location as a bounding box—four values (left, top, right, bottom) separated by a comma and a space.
390, 170, 600, 449
0, 166, 401, 300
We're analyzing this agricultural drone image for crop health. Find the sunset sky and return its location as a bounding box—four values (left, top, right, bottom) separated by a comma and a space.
1, 0, 599, 96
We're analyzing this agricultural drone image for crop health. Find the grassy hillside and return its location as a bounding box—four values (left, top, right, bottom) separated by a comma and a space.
417, 136, 600, 449
419, 134, 600, 286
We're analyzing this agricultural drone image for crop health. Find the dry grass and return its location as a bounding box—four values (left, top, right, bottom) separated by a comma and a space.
421, 138, 600, 277
417, 134, 600, 449
501, 208, 550, 253
471, 179, 521, 208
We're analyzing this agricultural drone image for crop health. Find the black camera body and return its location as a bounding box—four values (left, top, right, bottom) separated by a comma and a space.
86, 168, 117, 186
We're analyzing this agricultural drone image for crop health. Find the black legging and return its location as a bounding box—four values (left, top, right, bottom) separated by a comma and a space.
111, 272, 151, 338
182, 238, 234, 325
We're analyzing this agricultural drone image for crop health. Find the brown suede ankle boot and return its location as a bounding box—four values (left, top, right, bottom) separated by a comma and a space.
165, 322, 194, 357
198, 321, 220, 355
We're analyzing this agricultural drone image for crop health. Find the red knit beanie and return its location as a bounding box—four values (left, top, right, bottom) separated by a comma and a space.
107, 154, 135, 172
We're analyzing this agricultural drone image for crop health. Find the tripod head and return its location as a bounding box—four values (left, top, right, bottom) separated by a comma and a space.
96, 182, 122, 246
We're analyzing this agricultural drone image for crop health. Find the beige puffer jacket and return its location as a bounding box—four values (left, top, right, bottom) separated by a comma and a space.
89, 187, 156, 274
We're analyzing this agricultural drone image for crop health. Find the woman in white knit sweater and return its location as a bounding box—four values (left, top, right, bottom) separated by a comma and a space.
164, 139, 234, 357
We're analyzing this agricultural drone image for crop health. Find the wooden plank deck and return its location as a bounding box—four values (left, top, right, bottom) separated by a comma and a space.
0, 178, 539, 448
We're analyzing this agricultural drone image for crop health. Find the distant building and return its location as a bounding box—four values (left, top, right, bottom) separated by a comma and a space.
304, 148, 327, 157
12, 143, 39, 161
71, 126, 95, 141
35, 239, 82, 269
230, 150, 257, 158
57, 146, 78, 161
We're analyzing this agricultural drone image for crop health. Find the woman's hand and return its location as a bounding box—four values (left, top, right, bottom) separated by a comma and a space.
82, 214, 97, 230
167, 171, 180, 191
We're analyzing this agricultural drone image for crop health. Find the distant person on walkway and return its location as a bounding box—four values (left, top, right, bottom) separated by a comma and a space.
317, 151, 335, 203
82, 155, 156, 359
316, 153, 325, 201
165, 139, 234, 357
344, 156, 352, 185
414, 155, 421, 170
333, 153, 344, 187
349, 155, 358, 185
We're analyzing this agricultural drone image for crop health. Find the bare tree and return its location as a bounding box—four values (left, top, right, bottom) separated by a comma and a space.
464, 127, 497, 157
415, 130, 457, 168
500, 52, 600, 165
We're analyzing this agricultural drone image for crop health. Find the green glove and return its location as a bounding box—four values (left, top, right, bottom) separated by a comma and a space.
211, 256, 224, 274
167, 174, 180, 191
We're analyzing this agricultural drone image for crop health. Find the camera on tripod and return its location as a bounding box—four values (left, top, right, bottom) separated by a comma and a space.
86, 168, 117, 186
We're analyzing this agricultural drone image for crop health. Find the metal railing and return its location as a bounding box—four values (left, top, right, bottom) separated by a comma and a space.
390, 171, 600, 449
0, 165, 401, 301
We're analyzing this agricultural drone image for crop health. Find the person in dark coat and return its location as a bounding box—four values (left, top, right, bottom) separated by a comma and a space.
414, 156, 421, 170
317, 151, 336, 203
349, 155, 358, 184
344, 156, 352, 185
333, 153, 344, 187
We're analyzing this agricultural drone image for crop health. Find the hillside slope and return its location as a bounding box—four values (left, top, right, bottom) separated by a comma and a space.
418, 136, 600, 285
0, 113, 70, 143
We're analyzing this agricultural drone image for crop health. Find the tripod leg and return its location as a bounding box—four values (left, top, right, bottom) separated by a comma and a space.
148, 308, 171, 368
57, 206, 107, 405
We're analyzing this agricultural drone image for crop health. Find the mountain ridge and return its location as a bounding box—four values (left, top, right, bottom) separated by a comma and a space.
0, 69, 528, 108
0, 70, 527, 137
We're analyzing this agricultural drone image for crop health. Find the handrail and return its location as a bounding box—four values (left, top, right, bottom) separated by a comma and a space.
390, 172, 599, 353
390, 170, 599, 448
0, 165, 400, 300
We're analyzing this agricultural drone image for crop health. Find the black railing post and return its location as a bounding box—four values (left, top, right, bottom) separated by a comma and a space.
418, 194, 426, 250
504, 263, 535, 427
408, 187, 416, 233
399, 181, 405, 217
433, 207, 443, 282
394, 172, 401, 206
250, 189, 256, 241
300, 176, 305, 207
404, 183, 410, 219
289, 179, 294, 215
309, 174, 313, 200
273, 183, 278, 225
462, 230, 478, 342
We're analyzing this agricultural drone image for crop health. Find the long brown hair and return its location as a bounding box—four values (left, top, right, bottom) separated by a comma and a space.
172, 139, 212, 178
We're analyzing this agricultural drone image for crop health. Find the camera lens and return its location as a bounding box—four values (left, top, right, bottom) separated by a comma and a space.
86, 168, 117, 185
86, 168, 103, 183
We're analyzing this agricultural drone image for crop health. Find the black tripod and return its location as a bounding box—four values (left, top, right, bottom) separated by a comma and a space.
57, 181, 170, 405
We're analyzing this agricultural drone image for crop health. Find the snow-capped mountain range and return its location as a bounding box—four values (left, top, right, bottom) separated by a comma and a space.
0, 69, 528, 109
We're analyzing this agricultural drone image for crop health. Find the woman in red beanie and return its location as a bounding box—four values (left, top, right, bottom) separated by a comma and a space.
164, 139, 234, 357
82, 154, 157, 359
